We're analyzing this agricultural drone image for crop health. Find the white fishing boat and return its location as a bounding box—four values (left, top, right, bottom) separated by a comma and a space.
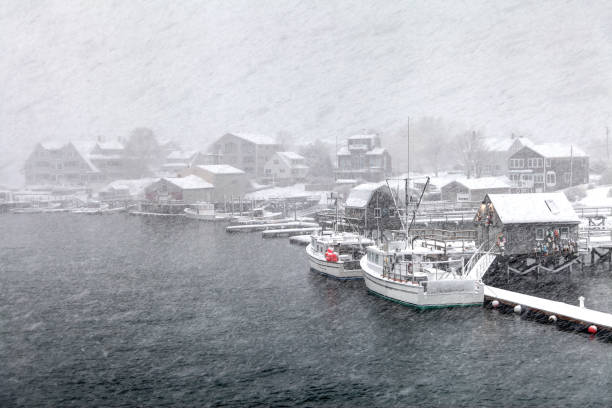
184, 203, 234, 221
360, 239, 484, 309
306, 232, 373, 280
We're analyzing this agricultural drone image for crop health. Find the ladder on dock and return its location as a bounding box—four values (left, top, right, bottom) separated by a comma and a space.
464, 243, 497, 280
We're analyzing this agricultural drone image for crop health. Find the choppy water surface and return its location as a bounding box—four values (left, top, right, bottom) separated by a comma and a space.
1, 214, 611, 407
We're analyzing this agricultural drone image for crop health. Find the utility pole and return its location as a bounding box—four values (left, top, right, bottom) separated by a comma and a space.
569, 145, 574, 187
607, 126, 609, 161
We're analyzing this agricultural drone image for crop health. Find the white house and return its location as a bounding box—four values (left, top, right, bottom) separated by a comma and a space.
263, 152, 309, 185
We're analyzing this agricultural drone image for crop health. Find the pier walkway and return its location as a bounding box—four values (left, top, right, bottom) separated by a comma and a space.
484, 285, 612, 331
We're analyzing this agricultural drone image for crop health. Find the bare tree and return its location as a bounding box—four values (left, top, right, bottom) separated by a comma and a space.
457, 130, 488, 178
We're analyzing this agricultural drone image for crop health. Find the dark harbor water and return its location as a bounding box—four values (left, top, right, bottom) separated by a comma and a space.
1, 214, 611, 407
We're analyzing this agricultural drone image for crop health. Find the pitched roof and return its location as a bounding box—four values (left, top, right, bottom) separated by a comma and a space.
165, 175, 213, 190
337, 146, 350, 156
196, 164, 245, 175
483, 137, 533, 152
96, 141, 124, 151
348, 134, 378, 140
227, 133, 278, 145
527, 143, 587, 158
345, 182, 385, 208
277, 151, 304, 161
366, 147, 387, 155
39, 141, 65, 150
69, 141, 100, 173
448, 176, 511, 190
486, 193, 580, 224
167, 150, 198, 160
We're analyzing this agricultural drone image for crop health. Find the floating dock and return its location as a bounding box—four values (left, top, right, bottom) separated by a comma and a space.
484, 285, 612, 332
226, 221, 319, 233
262, 227, 321, 238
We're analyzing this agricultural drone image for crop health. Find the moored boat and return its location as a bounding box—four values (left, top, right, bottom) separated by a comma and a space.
306, 232, 373, 280
360, 240, 484, 309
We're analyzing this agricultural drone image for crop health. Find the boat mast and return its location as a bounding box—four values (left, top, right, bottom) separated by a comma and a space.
405, 116, 410, 238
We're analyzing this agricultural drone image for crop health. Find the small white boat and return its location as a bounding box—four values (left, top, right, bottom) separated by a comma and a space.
184, 203, 234, 221
306, 232, 373, 280
360, 240, 484, 309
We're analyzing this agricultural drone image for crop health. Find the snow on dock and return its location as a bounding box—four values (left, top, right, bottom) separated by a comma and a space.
226, 221, 318, 233
289, 234, 312, 245
262, 227, 321, 238
484, 285, 612, 331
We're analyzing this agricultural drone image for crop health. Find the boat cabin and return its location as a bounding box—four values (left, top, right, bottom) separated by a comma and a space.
474, 193, 580, 256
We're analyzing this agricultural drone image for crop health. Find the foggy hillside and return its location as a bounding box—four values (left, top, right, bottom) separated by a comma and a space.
1, 0, 612, 185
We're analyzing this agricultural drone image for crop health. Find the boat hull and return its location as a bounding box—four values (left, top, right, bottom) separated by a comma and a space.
306, 244, 363, 280
360, 257, 483, 309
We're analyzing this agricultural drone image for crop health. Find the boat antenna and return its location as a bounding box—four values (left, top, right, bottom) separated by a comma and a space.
407, 176, 430, 245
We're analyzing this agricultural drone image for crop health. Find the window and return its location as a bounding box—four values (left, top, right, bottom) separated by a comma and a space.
534, 174, 544, 183
527, 158, 535, 168
264, 168, 271, 175
545, 159, 551, 167
560, 227, 569, 239
374, 208, 381, 218
546, 171, 556, 186
535, 228, 544, 240
273, 159, 279, 165
509, 158, 524, 169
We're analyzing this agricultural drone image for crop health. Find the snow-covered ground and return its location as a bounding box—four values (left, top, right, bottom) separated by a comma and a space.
578, 185, 612, 207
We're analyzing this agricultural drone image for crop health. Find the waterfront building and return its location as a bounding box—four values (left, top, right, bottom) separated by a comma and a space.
263, 151, 309, 185
335, 134, 392, 182
144, 175, 214, 204
179, 164, 249, 203
474, 192, 580, 256
507, 143, 589, 192
440, 176, 512, 202
208, 133, 282, 179
24, 140, 130, 187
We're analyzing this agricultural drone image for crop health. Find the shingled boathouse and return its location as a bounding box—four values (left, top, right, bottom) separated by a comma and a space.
474, 192, 581, 279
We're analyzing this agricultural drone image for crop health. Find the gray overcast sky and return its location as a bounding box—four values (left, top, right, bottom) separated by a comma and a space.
1, 0, 612, 156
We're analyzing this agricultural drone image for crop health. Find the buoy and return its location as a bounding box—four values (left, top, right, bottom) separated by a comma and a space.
513, 305, 522, 314
588, 325, 597, 334
491, 300, 500, 308
548, 315, 557, 323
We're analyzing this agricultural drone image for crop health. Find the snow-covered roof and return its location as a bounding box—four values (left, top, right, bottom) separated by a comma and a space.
227, 133, 278, 145
277, 151, 304, 161
96, 141, 124, 151
167, 150, 198, 160
447, 176, 511, 191
348, 134, 378, 140
69, 141, 100, 173
39, 141, 65, 150
366, 147, 387, 155
196, 164, 245, 175
165, 175, 213, 190
525, 143, 588, 158
483, 137, 533, 152
337, 146, 350, 156
102, 178, 158, 196
345, 182, 385, 208
486, 193, 580, 224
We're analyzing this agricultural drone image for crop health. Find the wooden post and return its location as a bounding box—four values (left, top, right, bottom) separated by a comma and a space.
507, 263, 510, 283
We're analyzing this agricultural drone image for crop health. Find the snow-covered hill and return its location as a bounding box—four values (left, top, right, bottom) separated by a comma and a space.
1, 0, 612, 185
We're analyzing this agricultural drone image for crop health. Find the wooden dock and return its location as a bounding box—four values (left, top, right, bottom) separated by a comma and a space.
226, 221, 319, 233
484, 285, 612, 332
262, 227, 321, 238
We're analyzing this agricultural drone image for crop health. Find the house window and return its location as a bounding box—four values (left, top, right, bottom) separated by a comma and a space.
560, 227, 569, 239
534, 174, 544, 183
273, 159, 279, 165
535, 228, 544, 240
545, 159, 551, 167
374, 208, 381, 218
264, 169, 271, 175
546, 171, 556, 186
509, 158, 524, 169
